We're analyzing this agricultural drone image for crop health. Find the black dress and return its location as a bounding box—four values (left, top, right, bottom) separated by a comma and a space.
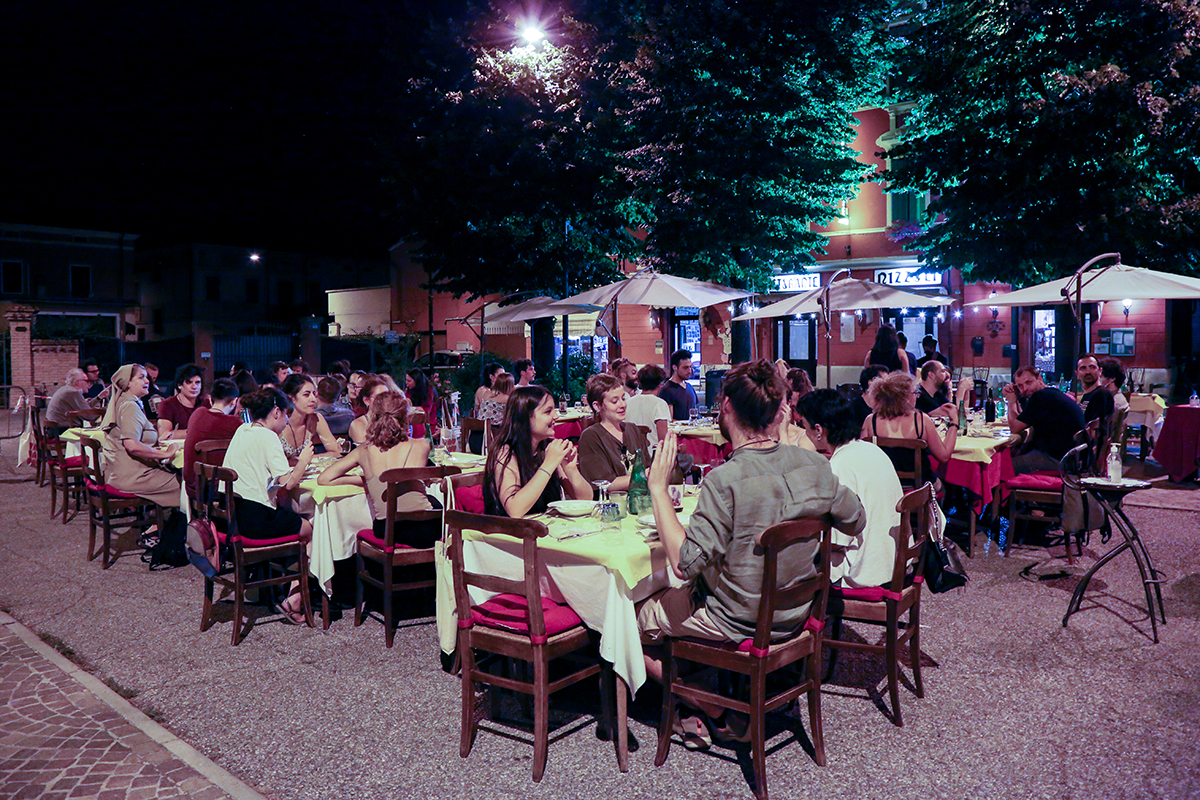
871, 413, 924, 475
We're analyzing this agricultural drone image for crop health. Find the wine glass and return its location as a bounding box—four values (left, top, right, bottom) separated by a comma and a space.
688, 407, 699, 426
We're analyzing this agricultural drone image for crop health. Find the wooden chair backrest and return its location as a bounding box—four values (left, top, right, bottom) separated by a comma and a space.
891, 484, 933, 592
747, 516, 832, 655
460, 417, 492, 454
447, 470, 487, 512
80, 437, 104, 485
194, 438, 230, 467
445, 509, 551, 640
870, 436, 927, 488
374, 465, 461, 549
195, 462, 238, 535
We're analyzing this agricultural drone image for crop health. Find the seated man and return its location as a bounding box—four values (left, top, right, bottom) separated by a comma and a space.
315, 376, 355, 438
44, 368, 100, 437
798, 389, 903, 590
1001, 366, 1085, 474
610, 357, 640, 398
638, 360, 865, 744
915, 360, 971, 418
1076, 354, 1114, 432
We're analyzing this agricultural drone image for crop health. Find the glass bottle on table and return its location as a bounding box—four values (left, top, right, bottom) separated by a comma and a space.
957, 399, 968, 433
984, 389, 996, 423
627, 451, 652, 515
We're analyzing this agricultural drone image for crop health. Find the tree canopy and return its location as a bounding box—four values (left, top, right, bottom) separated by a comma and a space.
887, 0, 1200, 285
619, 0, 897, 290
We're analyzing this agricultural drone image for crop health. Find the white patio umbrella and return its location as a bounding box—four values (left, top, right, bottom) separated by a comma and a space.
558, 267, 755, 310
484, 295, 602, 324
965, 254, 1200, 371
733, 272, 953, 387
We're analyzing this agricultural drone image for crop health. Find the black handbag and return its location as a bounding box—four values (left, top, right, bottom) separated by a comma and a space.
922, 490, 968, 593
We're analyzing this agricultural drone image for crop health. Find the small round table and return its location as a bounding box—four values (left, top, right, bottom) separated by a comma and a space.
1062, 477, 1167, 642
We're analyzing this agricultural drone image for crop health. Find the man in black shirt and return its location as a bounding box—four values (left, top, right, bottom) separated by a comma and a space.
1076, 354, 1115, 466
850, 364, 889, 431
1002, 365, 1085, 474
915, 361, 956, 418
659, 349, 697, 421
915, 335, 948, 370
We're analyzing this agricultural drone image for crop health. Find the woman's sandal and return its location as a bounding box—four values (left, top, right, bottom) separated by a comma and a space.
275, 595, 308, 626
672, 712, 712, 751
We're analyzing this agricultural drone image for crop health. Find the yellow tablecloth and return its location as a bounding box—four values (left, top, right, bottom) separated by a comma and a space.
1128, 393, 1166, 423
951, 432, 1010, 464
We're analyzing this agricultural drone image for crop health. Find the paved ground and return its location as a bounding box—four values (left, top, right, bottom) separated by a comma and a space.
1, 458, 1199, 799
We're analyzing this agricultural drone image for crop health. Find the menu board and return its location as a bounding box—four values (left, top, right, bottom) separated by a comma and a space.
1097, 328, 1135, 356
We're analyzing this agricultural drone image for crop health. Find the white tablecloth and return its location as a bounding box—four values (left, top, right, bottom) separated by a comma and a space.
296, 487, 373, 597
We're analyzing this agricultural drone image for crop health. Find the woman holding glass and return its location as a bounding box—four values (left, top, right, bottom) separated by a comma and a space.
318, 391, 441, 548
483, 386, 591, 518
577, 373, 653, 493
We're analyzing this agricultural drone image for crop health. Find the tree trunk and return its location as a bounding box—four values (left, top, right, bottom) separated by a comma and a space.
530, 318, 556, 383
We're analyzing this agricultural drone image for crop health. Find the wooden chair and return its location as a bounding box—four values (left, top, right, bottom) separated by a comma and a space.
408, 408, 427, 437
446, 507, 616, 782
30, 405, 50, 487
654, 516, 833, 800
194, 463, 314, 645
45, 437, 85, 524
79, 438, 165, 568
825, 484, 933, 726
194, 438, 230, 467
351, 465, 461, 644
870, 436, 926, 490
459, 417, 492, 455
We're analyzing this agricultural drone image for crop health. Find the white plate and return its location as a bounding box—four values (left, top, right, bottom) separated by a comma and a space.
444, 452, 485, 466
638, 513, 689, 528
548, 500, 596, 517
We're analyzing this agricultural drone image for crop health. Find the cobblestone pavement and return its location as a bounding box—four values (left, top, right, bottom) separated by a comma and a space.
0, 611, 264, 800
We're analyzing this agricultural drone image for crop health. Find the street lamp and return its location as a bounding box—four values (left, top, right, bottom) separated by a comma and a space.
1122, 298, 1133, 320
520, 25, 545, 45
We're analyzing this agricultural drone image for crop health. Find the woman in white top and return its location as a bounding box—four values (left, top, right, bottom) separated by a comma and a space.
280, 373, 340, 458
798, 389, 904, 588
222, 386, 314, 624
318, 391, 441, 548
624, 364, 671, 450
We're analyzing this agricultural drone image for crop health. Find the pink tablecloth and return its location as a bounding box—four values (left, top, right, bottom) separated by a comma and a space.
939, 448, 1015, 515
1152, 405, 1200, 482
554, 421, 583, 439
679, 437, 729, 466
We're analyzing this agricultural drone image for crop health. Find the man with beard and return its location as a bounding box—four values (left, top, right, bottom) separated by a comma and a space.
915, 361, 957, 418
1076, 354, 1114, 431
610, 357, 639, 398
635, 359, 865, 746
1002, 365, 1085, 474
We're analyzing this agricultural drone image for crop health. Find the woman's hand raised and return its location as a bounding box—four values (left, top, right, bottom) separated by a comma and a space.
543, 438, 572, 471
648, 432, 678, 494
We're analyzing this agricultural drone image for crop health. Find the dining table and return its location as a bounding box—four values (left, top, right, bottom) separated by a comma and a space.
938, 421, 1016, 518
552, 407, 592, 440
668, 420, 729, 465
1151, 405, 1200, 482
60, 426, 186, 471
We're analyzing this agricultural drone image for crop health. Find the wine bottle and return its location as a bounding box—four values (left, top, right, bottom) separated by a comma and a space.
985, 389, 996, 423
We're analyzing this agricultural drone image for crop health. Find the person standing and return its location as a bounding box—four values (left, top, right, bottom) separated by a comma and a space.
659, 349, 698, 421
626, 364, 671, 449
863, 325, 909, 374
915, 335, 948, 369
610, 357, 639, 398
896, 332, 919, 376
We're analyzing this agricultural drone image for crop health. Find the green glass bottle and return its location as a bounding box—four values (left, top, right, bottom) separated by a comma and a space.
627, 451, 652, 515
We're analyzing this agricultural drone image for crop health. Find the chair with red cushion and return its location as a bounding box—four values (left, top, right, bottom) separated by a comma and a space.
653, 516, 834, 800
194, 463, 313, 645
79, 437, 164, 568
825, 484, 933, 727
30, 405, 51, 487
45, 437, 85, 524
445, 507, 617, 782
448, 469, 487, 514
350, 465, 461, 643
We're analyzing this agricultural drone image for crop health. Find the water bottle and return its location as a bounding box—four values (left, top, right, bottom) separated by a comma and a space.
1106, 443, 1123, 483
957, 399, 968, 432
1191, 390, 1200, 408
984, 389, 996, 423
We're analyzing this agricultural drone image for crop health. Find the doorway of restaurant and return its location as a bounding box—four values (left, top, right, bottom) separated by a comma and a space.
773, 316, 817, 382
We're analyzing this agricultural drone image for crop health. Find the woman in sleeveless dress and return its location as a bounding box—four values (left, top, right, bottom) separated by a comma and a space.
279, 373, 340, 459
864, 324, 909, 374
483, 386, 591, 518
861, 371, 958, 474
318, 391, 441, 548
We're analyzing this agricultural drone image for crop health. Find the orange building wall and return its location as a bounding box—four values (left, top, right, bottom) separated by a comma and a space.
1087, 298, 1168, 369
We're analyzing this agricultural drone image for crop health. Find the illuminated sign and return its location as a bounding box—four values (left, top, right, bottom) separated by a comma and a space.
873, 267, 943, 288
772, 273, 822, 293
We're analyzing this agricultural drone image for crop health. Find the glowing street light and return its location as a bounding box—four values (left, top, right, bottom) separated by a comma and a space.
520, 25, 545, 45
249, 253, 261, 263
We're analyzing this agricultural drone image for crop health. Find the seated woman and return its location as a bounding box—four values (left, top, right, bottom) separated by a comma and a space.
772, 367, 817, 450
476, 371, 514, 428
577, 373, 653, 492
861, 370, 958, 474
798, 390, 904, 588
484, 386, 591, 518
405, 368, 438, 439
473, 362, 504, 415
279, 374, 341, 459
318, 392, 441, 548
222, 387, 314, 625
99, 364, 182, 508
348, 374, 400, 445
156, 364, 209, 441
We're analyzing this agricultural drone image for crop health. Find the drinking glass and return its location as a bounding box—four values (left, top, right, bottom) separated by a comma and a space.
688, 407, 699, 425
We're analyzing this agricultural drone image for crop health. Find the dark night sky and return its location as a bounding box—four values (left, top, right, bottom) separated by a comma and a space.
2, 1, 415, 257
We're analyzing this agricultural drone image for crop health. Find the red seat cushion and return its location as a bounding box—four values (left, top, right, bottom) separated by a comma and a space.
84, 478, 141, 499
470, 593, 583, 642
455, 484, 485, 514
356, 528, 417, 553
61, 456, 83, 468
214, 530, 304, 548
1005, 471, 1063, 491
